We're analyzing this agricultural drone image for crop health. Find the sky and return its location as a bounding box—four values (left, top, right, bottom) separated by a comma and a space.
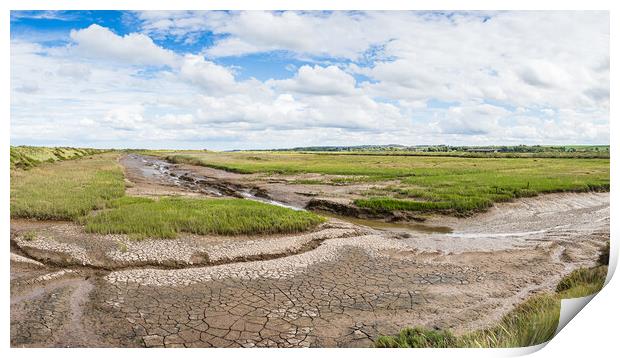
10, 10, 610, 150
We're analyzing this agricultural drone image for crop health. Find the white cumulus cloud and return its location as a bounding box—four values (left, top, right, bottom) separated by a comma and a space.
70, 24, 177, 66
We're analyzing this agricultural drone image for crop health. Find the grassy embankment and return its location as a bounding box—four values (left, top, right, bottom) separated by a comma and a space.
10, 150, 324, 238
160, 151, 609, 215
10, 145, 107, 169
375, 262, 609, 348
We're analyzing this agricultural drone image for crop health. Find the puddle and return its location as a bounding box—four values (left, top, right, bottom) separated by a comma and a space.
239, 190, 305, 211
447, 229, 546, 240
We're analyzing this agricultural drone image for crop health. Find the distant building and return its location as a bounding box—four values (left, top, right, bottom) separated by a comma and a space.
467, 148, 498, 153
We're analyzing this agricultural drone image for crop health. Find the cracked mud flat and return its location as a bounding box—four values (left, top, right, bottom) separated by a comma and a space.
10, 155, 610, 348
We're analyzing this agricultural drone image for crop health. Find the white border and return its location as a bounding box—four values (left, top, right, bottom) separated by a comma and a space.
2, 1, 617, 358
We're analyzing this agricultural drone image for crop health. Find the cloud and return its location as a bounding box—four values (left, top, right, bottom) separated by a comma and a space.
209, 11, 386, 59
11, 10, 79, 22
102, 105, 145, 131
433, 103, 509, 135
270, 65, 357, 96
139, 11, 387, 60
135, 11, 225, 42
178, 54, 237, 93
57, 63, 91, 79
518, 60, 571, 88
69, 24, 177, 66
14, 83, 39, 94
67, 25, 244, 95
10, 11, 610, 149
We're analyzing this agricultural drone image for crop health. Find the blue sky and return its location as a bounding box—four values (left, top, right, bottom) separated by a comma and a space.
10, 10, 609, 149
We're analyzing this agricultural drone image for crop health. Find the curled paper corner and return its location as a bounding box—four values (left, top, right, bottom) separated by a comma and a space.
555, 294, 597, 335
503, 342, 549, 356
605, 238, 617, 285
554, 242, 615, 338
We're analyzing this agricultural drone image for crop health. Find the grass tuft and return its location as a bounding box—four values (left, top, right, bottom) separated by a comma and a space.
598, 241, 610, 266
556, 266, 607, 295
21, 231, 37, 241
375, 327, 457, 348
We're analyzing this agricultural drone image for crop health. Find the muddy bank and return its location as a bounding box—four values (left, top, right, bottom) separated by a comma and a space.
11, 191, 609, 347
10, 153, 610, 348
11, 220, 366, 270
122, 154, 377, 213
121, 154, 271, 200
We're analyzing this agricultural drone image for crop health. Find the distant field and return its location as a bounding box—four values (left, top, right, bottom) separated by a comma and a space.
292, 150, 609, 159
84, 196, 325, 238
271, 144, 609, 158
160, 151, 609, 215
10, 145, 108, 169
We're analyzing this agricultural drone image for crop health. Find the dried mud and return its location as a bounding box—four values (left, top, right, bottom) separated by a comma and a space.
10, 154, 610, 347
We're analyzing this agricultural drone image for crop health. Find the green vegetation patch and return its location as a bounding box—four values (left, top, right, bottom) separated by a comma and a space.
84, 196, 326, 238
354, 197, 463, 213
376, 265, 608, 348
375, 327, 457, 348
556, 266, 607, 296
10, 153, 125, 220
10, 146, 107, 170
463, 293, 561, 348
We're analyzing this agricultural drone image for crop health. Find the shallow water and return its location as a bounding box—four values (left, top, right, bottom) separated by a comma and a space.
239, 190, 305, 211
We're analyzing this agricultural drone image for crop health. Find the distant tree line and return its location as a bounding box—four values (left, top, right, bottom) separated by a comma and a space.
268, 144, 609, 153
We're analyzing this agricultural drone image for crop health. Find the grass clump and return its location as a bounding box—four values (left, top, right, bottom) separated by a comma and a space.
376, 265, 608, 348
21, 230, 37, 241
355, 197, 447, 212
463, 293, 560, 347
556, 266, 607, 296
84, 196, 325, 238
598, 241, 610, 265
375, 327, 457, 348
10, 153, 125, 220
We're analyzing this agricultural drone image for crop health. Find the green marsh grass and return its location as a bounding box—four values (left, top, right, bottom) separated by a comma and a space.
84, 196, 325, 238
555, 266, 607, 295
10, 153, 125, 220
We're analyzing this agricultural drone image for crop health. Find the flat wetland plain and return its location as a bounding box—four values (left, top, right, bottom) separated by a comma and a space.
163, 150, 609, 214
10, 147, 610, 348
